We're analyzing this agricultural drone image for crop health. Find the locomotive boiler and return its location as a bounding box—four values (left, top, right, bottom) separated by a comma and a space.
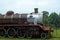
0, 12, 43, 24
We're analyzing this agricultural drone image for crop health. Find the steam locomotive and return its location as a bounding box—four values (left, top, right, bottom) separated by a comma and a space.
0, 8, 52, 38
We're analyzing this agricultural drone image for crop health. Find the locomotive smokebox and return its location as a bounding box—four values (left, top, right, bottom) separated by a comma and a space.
34, 8, 38, 13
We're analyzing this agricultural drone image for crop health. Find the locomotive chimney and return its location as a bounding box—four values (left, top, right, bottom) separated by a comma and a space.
34, 8, 38, 13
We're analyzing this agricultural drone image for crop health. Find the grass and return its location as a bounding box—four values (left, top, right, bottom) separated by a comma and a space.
52, 29, 60, 37
0, 38, 60, 40
0, 28, 60, 40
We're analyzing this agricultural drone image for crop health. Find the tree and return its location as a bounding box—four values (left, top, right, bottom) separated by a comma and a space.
42, 11, 49, 26
49, 12, 59, 28
58, 13, 60, 27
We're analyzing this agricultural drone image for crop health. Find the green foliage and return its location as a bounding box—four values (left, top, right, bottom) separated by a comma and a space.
42, 11, 60, 28
49, 12, 60, 28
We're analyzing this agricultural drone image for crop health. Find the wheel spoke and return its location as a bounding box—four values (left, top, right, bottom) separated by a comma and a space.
7, 28, 16, 38
26, 31, 32, 38
17, 28, 25, 38
41, 33, 47, 38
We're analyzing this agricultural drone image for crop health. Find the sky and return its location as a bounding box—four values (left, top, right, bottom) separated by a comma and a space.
0, 0, 60, 14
